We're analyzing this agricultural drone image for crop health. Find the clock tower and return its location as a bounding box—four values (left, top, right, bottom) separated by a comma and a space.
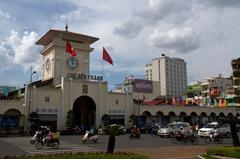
36, 29, 99, 85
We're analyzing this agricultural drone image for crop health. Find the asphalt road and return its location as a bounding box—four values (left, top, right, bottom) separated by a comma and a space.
0, 134, 233, 158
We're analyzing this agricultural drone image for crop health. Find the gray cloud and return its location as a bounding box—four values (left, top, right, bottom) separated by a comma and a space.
198, 0, 240, 8
113, 0, 193, 38
147, 28, 201, 53
113, 20, 143, 38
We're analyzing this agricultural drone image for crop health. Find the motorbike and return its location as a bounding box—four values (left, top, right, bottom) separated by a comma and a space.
172, 130, 199, 145
30, 131, 60, 149
82, 131, 98, 144
129, 128, 141, 139
204, 132, 223, 144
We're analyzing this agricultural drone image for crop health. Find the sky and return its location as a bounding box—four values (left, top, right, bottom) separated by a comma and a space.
0, 0, 240, 90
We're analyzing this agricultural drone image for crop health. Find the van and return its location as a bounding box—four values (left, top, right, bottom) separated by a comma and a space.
157, 122, 191, 138
198, 122, 231, 137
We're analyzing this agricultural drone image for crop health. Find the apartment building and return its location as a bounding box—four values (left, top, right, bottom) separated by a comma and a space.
231, 58, 240, 106
146, 54, 187, 98
201, 74, 232, 105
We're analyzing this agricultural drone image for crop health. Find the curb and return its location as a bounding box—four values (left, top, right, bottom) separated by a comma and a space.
197, 155, 206, 159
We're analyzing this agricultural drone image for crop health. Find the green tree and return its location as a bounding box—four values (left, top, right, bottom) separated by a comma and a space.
105, 124, 121, 154
101, 114, 110, 126
66, 110, 73, 132
28, 112, 40, 134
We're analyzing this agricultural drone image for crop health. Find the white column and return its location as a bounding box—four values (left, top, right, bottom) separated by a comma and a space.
58, 77, 65, 130
23, 85, 28, 131
96, 82, 101, 127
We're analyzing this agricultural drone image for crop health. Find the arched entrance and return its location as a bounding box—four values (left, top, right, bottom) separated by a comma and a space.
179, 112, 187, 122
168, 111, 177, 123
155, 111, 164, 125
2, 109, 22, 129
141, 111, 152, 125
73, 96, 96, 130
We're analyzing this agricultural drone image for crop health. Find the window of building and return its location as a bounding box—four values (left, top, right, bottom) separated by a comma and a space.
83, 85, 88, 94
115, 99, 119, 105
41, 108, 46, 112
48, 108, 53, 113
45, 96, 50, 102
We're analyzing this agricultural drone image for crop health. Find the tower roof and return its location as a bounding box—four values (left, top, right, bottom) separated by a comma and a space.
36, 29, 99, 46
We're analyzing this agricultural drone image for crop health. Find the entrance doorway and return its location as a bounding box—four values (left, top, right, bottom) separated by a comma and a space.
73, 96, 96, 130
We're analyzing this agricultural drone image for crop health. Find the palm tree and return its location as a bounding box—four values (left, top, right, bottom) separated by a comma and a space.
105, 124, 121, 154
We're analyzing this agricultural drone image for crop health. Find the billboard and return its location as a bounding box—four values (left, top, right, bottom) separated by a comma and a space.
210, 88, 220, 97
133, 79, 153, 93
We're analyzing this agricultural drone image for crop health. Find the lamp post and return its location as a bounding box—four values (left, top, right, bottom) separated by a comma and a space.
28, 67, 36, 116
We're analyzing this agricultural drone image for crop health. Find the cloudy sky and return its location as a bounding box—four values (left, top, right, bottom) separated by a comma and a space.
0, 0, 239, 90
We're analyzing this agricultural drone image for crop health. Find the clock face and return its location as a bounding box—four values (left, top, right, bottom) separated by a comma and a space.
45, 58, 51, 72
67, 57, 78, 69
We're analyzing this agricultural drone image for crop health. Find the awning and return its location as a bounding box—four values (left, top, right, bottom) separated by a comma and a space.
39, 114, 57, 121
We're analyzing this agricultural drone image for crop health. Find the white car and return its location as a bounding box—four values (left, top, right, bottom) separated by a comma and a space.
157, 122, 191, 138
198, 122, 231, 137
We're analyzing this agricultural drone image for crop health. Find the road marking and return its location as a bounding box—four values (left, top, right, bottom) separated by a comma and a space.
25, 144, 99, 155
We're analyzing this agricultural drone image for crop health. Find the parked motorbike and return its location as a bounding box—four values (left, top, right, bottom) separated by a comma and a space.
172, 130, 199, 145
30, 131, 60, 149
82, 131, 98, 144
204, 132, 223, 144
129, 128, 140, 139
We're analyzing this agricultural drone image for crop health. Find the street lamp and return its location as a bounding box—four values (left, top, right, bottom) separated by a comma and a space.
28, 67, 36, 115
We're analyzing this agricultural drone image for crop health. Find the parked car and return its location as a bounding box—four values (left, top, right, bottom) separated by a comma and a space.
157, 122, 191, 138
198, 122, 231, 138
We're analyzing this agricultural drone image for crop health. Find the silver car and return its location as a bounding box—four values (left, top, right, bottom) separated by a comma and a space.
157, 122, 191, 138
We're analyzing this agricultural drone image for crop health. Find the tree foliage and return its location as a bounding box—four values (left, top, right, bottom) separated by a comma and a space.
105, 124, 121, 154
28, 112, 40, 133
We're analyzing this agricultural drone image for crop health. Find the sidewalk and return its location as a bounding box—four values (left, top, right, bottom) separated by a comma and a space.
117, 145, 219, 159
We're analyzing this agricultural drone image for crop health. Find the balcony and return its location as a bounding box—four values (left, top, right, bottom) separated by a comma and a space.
233, 70, 240, 78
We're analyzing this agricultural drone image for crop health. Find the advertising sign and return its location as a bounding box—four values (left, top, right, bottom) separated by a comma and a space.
210, 88, 220, 97
0, 116, 19, 128
133, 79, 153, 93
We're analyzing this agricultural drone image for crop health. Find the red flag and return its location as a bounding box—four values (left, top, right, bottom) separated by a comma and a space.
103, 47, 113, 65
66, 41, 76, 57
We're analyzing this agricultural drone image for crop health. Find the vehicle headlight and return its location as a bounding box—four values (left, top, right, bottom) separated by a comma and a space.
162, 129, 167, 133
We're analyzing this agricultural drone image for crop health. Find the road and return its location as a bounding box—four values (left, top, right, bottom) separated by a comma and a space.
0, 134, 233, 158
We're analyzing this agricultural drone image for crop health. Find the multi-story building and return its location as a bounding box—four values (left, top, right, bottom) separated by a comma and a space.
201, 74, 232, 106
231, 58, 240, 106
145, 54, 187, 98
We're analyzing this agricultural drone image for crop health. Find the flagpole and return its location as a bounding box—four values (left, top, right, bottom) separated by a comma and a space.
101, 48, 104, 81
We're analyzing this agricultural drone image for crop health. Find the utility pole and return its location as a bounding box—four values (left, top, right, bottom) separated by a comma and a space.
28, 67, 36, 121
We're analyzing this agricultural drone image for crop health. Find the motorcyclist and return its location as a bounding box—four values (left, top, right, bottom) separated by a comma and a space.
88, 127, 95, 138
44, 130, 53, 145
132, 125, 140, 135
178, 126, 189, 140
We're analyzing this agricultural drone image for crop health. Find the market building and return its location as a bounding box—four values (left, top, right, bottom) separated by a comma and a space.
0, 29, 239, 133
